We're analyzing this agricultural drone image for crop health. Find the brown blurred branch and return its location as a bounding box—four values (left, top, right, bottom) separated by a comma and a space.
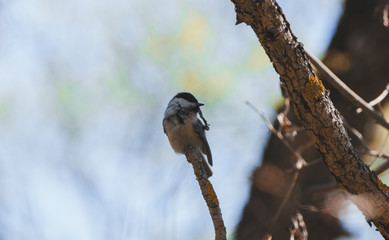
185, 146, 226, 240
290, 211, 308, 240
246, 101, 306, 168
247, 103, 307, 234
343, 119, 389, 175
231, 0, 389, 238
375, 160, 389, 176
369, 150, 389, 175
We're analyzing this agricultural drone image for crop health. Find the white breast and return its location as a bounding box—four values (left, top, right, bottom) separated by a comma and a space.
164, 116, 203, 154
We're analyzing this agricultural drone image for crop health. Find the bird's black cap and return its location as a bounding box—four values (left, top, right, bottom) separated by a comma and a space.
175, 92, 203, 105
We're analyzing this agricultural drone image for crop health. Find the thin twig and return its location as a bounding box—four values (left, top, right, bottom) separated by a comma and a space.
368, 130, 389, 169
342, 117, 370, 152
246, 102, 307, 231
309, 49, 389, 173
271, 169, 300, 229
185, 146, 226, 240
246, 101, 306, 168
365, 150, 389, 161
368, 84, 389, 107
356, 84, 389, 113
342, 116, 389, 173
289, 211, 308, 240
375, 160, 389, 176
357, 84, 389, 113
277, 98, 304, 138
304, 158, 322, 168
365, 149, 389, 175
305, 50, 389, 130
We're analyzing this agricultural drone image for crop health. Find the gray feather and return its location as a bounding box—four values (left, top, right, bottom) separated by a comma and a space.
193, 119, 213, 166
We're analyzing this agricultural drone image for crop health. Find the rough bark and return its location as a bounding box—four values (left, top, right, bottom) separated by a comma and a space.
185, 147, 226, 240
231, 0, 389, 239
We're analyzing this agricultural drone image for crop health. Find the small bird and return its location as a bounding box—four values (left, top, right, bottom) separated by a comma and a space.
163, 92, 213, 177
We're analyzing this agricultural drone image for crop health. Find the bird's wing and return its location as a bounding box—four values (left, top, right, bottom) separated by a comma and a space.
193, 119, 213, 166
162, 119, 167, 134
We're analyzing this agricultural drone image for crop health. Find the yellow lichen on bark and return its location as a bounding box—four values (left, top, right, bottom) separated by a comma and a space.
303, 75, 325, 100
194, 166, 201, 176
376, 176, 389, 194
206, 180, 219, 205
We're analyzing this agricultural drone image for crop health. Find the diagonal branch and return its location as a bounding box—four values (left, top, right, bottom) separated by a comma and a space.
305, 50, 389, 130
368, 84, 389, 107
246, 101, 306, 168
185, 146, 226, 240
230, 0, 389, 238
246, 102, 306, 235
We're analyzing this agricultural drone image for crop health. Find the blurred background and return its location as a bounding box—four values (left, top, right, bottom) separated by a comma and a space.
0, 0, 382, 239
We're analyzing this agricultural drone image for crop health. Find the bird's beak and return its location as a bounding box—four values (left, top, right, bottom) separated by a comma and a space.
197, 103, 204, 107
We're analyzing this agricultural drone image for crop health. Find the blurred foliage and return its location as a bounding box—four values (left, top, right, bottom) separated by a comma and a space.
140, 8, 271, 102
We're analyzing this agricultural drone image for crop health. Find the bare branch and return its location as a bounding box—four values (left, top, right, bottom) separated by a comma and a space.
382, 4, 389, 27
305, 50, 389, 130
375, 158, 389, 176
273, 170, 300, 229
185, 146, 226, 240
263, 234, 272, 240
342, 116, 389, 173
342, 117, 370, 152
276, 99, 304, 138
367, 149, 389, 176
231, 0, 389, 238
367, 130, 389, 170
366, 150, 389, 161
368, 83, 389, 107
289, 211, 308, 240
246, 101, 306, 168
356, 83, 389, 114
246, 103, 308, 233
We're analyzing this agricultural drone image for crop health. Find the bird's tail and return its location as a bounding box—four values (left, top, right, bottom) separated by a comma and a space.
201, 155, 213, 178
